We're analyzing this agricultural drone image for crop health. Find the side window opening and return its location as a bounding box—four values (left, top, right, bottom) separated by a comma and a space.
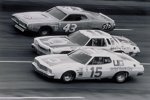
89, 57, 112, 65
106, 39, 111, 45
110, 38, 115, 45
64, 14, 87, 21
86, 38, 106, 47
88, 38, 106, 47
80, 15, 88, 20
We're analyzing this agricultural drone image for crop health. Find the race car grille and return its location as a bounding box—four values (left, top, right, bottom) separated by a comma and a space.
12, 17, 27, 28
34, 59, 47, 71
36, 60, 47, 72
38, 45, 48, 52
39, 64, 47, 72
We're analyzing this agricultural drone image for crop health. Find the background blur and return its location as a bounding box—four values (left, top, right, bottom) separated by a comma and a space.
1, 0, 150, 15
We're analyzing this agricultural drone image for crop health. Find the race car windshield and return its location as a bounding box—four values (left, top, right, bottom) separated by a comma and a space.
69, 50, 92, 64
68, 31, 90, 46
46, 7, 67, 20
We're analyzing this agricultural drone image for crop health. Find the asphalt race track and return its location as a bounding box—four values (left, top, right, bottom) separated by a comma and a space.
0, 1, 150, 100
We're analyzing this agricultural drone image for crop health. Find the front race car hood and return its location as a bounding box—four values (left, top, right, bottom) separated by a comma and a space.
13, 11, 58, 24
113, 35, 137, 46
40, 54, 81, 67
38, 36, 79, 48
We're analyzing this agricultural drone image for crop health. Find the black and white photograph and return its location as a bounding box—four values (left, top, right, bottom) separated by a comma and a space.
0, 0, 149, 100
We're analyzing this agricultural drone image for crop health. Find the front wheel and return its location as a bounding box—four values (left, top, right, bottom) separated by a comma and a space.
114, 72, 128, 83
38, 27, 52, 36
61, 71, 76, 83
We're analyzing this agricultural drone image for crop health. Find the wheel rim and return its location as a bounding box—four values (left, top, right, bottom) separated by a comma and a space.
63, 73, 73, 82
41, 30, 49, 36
117, 74, 126, 83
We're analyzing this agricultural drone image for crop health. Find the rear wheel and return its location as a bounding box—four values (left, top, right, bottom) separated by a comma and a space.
129, 52, 136, 56
38, 27, 52, 36
61, 71, 76, 83
114, 72, 128, 83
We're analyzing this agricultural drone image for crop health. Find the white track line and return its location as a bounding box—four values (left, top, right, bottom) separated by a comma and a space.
0, 61, 32, 63
0, 97, 85, 99
141, 63, 150, 66
114, 29, 133, 31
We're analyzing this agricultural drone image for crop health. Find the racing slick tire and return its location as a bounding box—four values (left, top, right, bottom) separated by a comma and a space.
129, 52, 136, 57
113, 72, 128, 83
38, 27, 52, 36
61, 71, 76, 83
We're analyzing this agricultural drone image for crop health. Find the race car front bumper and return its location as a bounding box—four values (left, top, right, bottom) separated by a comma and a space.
32, 62, 54, 79
11, 17, 28, 32
31, 43, 50, 55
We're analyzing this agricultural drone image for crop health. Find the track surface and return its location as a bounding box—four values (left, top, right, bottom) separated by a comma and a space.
0, 1, 150, 100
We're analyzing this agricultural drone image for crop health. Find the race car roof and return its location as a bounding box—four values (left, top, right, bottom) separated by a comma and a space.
56, 6, 87, 15
79, 30, 112, 38
81, 48, 138, 62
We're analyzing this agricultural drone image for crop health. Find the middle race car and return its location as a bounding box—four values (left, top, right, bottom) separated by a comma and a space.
11, 6, 115, 36
32, 30, 140, 56
32, 48, 144, 83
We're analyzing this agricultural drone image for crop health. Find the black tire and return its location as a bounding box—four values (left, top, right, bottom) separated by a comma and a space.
60, 51, 71, 54
38, 27, 52, 36
61, 71, 76, 83
114, 72, 128, 83
129, 52, 136, 57
114, 50, 124, 53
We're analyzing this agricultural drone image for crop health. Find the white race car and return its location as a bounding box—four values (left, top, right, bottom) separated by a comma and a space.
32, 48, 144, 83
32, 30, 140, 56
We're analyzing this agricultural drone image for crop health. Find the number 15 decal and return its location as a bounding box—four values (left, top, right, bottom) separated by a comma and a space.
90, 67, 102, 78
63, 24, 77, 32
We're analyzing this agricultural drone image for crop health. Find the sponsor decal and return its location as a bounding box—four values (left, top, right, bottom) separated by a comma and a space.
110, 67, 133, 71
113, 60, 124, 66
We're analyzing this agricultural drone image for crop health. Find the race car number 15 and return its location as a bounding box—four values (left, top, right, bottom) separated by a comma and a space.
90, 67, 102, 78
63, 24, 77, 32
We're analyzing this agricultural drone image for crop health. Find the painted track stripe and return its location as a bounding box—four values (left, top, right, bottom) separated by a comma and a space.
141, 63, 150, 66
0, 97, 85, 99
0, 61, 32, 63
114, 29, 133, 31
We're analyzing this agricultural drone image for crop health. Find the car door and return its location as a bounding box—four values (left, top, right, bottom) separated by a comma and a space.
59, 14, 89, 33
82, 56, 114, 79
